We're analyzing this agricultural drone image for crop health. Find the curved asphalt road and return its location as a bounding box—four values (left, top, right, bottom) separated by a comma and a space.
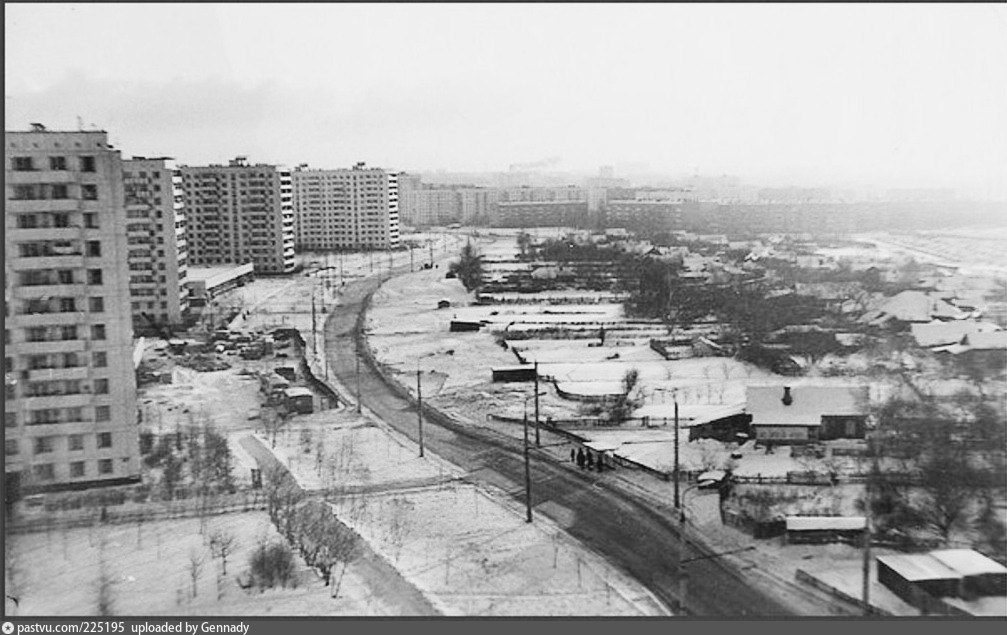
322, 269, 809, 617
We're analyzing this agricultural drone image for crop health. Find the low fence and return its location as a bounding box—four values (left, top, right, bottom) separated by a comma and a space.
287, 332, 342, 408
794, 569, 892, 616
8, 492, 267, 535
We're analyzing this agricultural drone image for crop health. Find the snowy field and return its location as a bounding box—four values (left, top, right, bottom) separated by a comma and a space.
6, 513, 399, 616
255, 406, 669, 616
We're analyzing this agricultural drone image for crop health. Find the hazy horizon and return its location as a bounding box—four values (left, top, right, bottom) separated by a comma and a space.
5, 3, 1007, 198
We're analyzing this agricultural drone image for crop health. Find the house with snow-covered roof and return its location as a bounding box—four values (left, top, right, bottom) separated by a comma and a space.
746, 384, 869, 444
910, 320, 1000, 348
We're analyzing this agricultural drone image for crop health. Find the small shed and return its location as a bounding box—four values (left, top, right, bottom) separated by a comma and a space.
284, 387, 315, 414
877, 554, 962, 606
491, 365, 537, 382
931, 549, 1007, 598
450, 320, 483, 332
785, 516, 865, 545
437, 299, 452, 310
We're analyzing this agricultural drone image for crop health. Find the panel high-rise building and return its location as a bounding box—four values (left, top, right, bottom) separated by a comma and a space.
291, 163, 400, 250
5, 126, 140, 493
179, 157, 295, 274
123, 157, 188, 331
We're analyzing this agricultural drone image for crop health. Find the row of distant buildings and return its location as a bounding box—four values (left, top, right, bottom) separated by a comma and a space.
396, 176, 1006, 234
4, 124, 401, 494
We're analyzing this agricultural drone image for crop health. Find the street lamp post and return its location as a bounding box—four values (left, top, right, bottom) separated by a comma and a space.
521, 392, 546, 523
534, 361, 541, 447
673, 397, 680, 511
355, 344, 362, 414
416, 364, 425, 458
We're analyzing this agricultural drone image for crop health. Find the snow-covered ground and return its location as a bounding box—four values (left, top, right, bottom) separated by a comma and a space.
7, 513, 399, 616
253, 405, 669, 616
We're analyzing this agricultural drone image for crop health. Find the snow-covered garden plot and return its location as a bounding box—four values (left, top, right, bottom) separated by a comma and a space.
251, 409, 455, 493
6, 513, 394, 616
253, 400, 669, 616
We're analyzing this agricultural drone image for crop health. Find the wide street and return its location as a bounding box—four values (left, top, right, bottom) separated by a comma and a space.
321, 262, 817, 617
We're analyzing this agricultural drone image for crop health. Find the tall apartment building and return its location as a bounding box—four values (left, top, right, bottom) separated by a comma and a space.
499, 185, 587, 203
492, 200, 590, 228
291, 163, 400, 250
409, 189, 461, 227
5, 126, 140, 495
458, 188, 499, 225
123, 157, 188, 332
180, 157, 295, 273
396, 172, 422, 227
606, 200, 684, 234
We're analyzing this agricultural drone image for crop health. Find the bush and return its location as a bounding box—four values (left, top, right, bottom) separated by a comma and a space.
249, 540, 296, 590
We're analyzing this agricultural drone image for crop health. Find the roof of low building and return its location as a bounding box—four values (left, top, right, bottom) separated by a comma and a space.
910, 320, 1000, 348
785, 516, 866, 531
930, 549, 1007, 577
747, 385, 869, 427
876, 554, 963, 582
963, 331, 1007, 350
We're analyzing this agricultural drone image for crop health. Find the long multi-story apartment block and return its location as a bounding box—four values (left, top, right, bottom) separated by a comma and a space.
395, 172, 422, 227
292, 163, 400, 250
123, 157, 188, 332
492, 200, 590, 228
5, 126, 140, 494
180, 157, 295, 273
409, 188, 461, 227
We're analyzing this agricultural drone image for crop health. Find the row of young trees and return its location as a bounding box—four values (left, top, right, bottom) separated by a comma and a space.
261, 466, 361, 597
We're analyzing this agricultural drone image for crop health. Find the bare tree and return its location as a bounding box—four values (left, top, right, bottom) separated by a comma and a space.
208, 528, 238, 576
5, 528, 25, 614
188, 548, 207, 599
95, 537, 116, 616
384, 497, 414, 563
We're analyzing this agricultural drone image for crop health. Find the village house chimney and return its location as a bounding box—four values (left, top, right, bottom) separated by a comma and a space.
782, 386, 793, 406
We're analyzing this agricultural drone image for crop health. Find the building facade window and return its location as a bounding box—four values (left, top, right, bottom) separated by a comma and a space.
33, 436, 55, 454
33, 464, 55, 481
97, 432, 112, 448
69, 434, 85, 451
70, 461, 85, 478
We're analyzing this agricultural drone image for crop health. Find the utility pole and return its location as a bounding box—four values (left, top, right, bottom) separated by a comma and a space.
534, 362, 541, 447
355, 347, 362, 414
416, 368, 425, 458
523, 404, 533, 523
409, 246, 414, 272
862, 495, 872, 614
311, 292, 317, 355
428, 241, 434, 267
674, 398, 680, 511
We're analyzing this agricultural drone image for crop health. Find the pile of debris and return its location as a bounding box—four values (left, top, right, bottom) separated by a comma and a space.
176, 352, 231, 372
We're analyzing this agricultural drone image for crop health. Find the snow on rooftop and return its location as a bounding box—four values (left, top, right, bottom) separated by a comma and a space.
930, 549, 1007, 577
910, 320, 1000, 348
964, 331, 1007, 350
785, 516, 866, 531
747, 384, 868, 426
876, 554, 962, 582
633, 402, 745, 425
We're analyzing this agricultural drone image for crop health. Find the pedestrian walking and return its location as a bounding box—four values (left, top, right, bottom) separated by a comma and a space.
570, 448, 576, 463
586, 450, 594, 470
576, 448, 586, 469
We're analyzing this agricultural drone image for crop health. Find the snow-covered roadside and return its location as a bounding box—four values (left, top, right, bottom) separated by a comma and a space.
252, 376, 670, 615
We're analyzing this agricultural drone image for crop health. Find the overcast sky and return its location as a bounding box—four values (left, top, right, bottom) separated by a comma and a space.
5, 3, 1006, 195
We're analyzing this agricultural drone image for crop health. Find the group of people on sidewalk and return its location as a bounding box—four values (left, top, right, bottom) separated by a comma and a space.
571, 446, 609, 472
